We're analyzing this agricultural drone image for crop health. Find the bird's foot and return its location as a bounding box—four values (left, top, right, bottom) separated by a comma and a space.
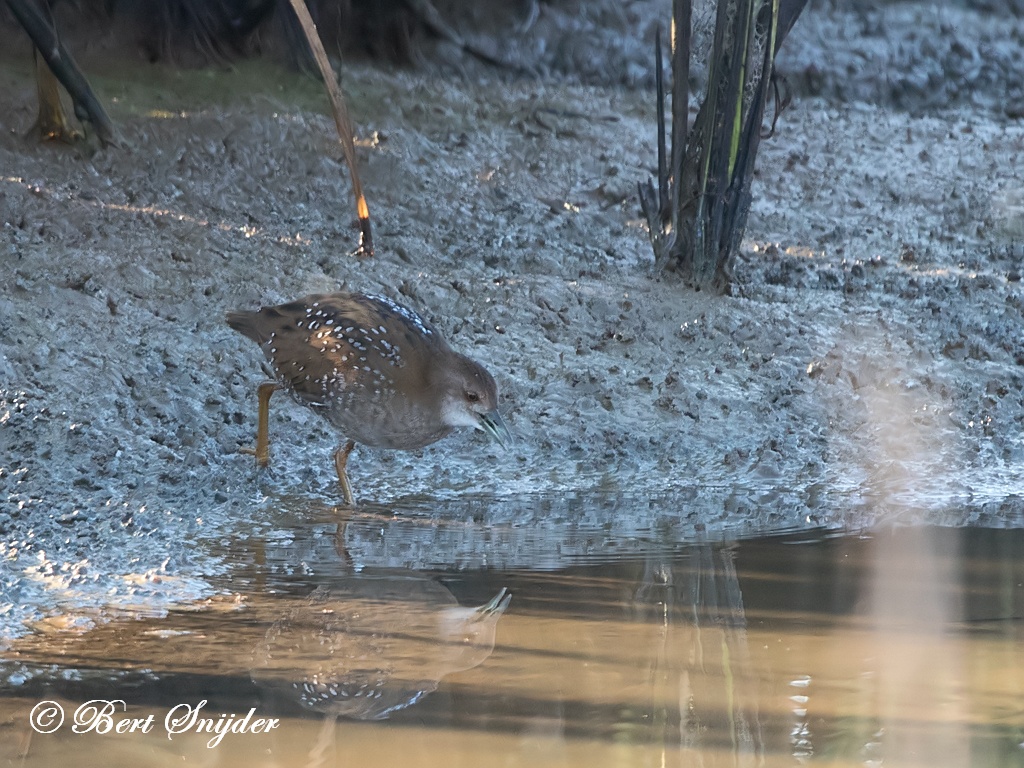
239, 444, 270, 468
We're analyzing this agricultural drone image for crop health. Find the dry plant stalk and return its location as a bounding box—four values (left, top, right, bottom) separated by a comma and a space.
640, 0, 808, 293
7, 0, 117, 146
287, 0, 373, 257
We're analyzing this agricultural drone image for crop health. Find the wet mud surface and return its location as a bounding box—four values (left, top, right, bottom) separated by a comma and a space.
1, 0, 1024, 637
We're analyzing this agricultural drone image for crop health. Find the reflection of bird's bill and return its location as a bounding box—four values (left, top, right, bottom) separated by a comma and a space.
478, 410, 513, 449
476, 587, 512, 619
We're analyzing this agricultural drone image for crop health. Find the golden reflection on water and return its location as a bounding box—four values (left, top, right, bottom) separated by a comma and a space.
1, 523, 1022, 767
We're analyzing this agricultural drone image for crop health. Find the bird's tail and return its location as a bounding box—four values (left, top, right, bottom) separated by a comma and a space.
225, 310, 265, 344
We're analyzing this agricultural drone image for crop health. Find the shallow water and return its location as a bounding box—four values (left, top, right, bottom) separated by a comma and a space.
1, 503, 1022, 767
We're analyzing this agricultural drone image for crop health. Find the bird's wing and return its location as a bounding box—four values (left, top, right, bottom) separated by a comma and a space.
236, 293, 447, 407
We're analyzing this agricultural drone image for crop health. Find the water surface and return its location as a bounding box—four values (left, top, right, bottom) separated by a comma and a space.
1, 500, 1022, 767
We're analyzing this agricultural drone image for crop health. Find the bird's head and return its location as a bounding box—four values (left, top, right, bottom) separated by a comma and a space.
436, 353, 512, 448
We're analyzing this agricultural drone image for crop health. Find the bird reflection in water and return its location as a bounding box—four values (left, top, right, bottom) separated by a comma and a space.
251, 564, 510, 765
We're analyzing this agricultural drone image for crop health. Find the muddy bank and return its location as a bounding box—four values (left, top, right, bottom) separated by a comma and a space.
2, 1, 1024, 639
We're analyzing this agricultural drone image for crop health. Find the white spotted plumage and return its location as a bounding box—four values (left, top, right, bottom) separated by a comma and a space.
227, 290, 506, 451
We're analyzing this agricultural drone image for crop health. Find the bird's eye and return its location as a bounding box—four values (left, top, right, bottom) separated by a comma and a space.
465, 391, 480, 403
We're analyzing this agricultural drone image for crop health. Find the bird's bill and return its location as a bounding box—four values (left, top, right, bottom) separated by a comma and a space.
477, 409, 512, 449
475, 587, 512, 619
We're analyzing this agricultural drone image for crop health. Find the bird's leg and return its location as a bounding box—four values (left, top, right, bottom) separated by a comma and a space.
333, 440, 357, 506
332, 508, 355, 568
240, 381, 280, 467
